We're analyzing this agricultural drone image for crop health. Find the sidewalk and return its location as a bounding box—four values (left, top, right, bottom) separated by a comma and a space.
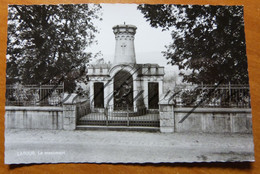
5, 129, 254, 164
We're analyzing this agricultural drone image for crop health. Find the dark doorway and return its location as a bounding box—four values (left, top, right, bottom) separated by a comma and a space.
114, 70, 133, 110
148, 82, 159, 109
94, 82, 104, 108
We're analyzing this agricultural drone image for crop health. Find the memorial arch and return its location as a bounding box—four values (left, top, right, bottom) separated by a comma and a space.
113, 70, 133, 110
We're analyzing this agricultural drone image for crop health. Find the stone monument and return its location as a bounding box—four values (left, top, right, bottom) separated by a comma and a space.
87, 24, 165, 113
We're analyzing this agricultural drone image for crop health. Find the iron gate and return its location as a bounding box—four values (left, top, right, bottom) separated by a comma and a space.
77, 105, 159, 128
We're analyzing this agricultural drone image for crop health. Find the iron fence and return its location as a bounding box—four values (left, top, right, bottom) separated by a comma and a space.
76, 99, 91, 122
77, 105, 159, 127
174, 83, 251, 108
6, 83, 64, 106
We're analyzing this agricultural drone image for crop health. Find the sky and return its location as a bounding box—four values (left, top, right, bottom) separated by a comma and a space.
88, 4, 173, 67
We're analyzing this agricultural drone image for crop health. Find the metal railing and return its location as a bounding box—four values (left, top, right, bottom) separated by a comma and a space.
76, 99, 91, 122
174, 83, 251, 108
5, 83, 64, 106
77, 105, 159, 127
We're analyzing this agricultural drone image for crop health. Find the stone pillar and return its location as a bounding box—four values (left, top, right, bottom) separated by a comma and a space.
103, 79, 109, 108
89, 81, 94, 111
104, 79, 114, 109
158, 79, 163, 99
143, 80, 149, 109
63, 93, 78, 130
159, 92, 175, 133
133, 80, 138, 112
109, 78, 114, 110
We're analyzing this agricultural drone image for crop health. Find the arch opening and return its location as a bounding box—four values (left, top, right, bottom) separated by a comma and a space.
113, 70, 133, 110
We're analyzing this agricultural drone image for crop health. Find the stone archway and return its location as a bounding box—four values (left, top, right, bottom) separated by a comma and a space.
114, 70, 133, 110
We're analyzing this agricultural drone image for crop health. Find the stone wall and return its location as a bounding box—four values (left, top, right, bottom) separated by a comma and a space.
5, 93, 80, 130
5, 99, 252, 133
5, 106, 63, 129
160, 107, 252, 133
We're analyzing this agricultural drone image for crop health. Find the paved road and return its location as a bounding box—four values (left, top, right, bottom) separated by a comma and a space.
5, 129, 254, 164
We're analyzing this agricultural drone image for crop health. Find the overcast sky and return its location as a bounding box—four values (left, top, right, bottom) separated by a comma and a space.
89, 4, 173, 67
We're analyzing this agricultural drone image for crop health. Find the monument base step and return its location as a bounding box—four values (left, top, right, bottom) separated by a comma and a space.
76, 125, 159, 132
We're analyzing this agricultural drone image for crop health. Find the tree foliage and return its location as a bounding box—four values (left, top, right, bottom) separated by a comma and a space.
7, 4, 102, 92
138, 4, 249, 84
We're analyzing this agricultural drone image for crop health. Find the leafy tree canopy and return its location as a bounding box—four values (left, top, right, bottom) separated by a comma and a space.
138, 4, 249, 84
7, 4, 102, 92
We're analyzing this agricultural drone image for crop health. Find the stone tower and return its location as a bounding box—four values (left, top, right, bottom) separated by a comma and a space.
112, 24, 137, 65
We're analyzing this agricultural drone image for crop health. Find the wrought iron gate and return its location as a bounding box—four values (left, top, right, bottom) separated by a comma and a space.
77, 105, 159, 128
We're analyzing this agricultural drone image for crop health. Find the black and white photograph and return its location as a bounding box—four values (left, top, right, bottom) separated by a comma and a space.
4, 3, 254, 164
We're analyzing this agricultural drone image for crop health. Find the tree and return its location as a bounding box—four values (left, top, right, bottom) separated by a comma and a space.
138, 4, 249, 84
6, 4, 102, 92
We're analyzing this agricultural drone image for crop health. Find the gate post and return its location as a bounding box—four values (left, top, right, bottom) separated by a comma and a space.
63, 93, 78, 130
159, 93, 175, 133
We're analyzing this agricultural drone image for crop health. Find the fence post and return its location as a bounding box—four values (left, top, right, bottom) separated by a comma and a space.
229, 82, 231, 106
106, 107, 108, 126
201, 82, 203, 95
62, 82, 65, 95
39, 82, 42, 106
127, 105, 129, 127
